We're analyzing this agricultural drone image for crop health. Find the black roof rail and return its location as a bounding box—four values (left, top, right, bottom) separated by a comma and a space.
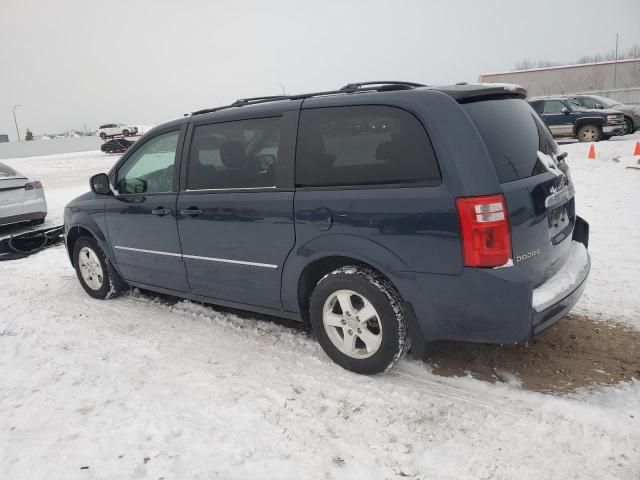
232, 95, 289, 105
191, 95, 293, 115
340, 81, 426, 91
190, 81, 426, 116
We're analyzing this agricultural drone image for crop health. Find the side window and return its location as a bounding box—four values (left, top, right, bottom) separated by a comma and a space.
187, 117, 281, 190
295, 106, 440, 187
578, 97, 596, 109
543, 101, 566, 114
117, 130, 179, 194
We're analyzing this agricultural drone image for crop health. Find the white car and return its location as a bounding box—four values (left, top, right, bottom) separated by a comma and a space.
0, 163, 47, 227
95, 123, 138, 139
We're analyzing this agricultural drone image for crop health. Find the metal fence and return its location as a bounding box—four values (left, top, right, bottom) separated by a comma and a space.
578, 87, 640, 105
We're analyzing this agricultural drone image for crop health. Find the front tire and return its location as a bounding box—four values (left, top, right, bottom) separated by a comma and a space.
577, 125, 601, 142
99, 132, 107, 139
309, 266, 409, 374
122, 129, 130, 137
622, 118, 633, 136
73, 236, 119, 299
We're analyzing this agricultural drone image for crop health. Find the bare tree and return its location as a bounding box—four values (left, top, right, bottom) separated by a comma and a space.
515, 43, 640, 69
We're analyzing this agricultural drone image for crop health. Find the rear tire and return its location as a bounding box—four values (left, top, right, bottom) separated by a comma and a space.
99, 132, 107, 139
122, 129, 130, 137
29, 218, 45, 226
309, 266, 409, 374
73, 236, 122, 300
577, 124, 601, 142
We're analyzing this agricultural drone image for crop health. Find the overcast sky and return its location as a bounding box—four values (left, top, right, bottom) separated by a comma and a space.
1, 0, 639, 138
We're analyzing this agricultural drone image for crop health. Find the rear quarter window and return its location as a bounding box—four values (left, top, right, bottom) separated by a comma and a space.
295, 105, 441, 187
463, 98, 557, 183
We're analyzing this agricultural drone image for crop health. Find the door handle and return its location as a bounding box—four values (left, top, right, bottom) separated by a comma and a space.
180, 207, 203, 216
151, 207, 172, 216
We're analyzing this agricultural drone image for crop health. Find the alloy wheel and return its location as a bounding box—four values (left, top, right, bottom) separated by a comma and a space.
78, 246, 104, 290
322, 289, 383, 359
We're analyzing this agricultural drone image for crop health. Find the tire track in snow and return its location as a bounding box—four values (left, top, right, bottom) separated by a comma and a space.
131, 291, 522, 414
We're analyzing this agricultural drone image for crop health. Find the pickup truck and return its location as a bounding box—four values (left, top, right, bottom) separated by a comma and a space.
528, 96, 625, 142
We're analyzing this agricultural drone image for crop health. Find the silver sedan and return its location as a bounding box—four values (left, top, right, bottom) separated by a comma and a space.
0, 162, 47, 228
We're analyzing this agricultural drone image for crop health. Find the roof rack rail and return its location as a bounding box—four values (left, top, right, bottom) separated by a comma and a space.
232, 95, 289, 106
190, 81, 426, 116
340, 81, 426, 91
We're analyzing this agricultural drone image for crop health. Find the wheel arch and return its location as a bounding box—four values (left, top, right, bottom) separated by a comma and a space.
623, 114, 636, 131
296, 255, 390, 321
288, 237, 409, 315
573, 117, 604, 136
293, 252, 430, 361
65, 216, 116, 270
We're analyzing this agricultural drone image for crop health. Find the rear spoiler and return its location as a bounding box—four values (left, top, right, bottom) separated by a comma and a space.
428, 83, 528, 103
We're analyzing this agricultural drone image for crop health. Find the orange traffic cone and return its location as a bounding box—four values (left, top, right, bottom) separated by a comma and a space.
588, 144, 596, 160
634, 141, 640, 156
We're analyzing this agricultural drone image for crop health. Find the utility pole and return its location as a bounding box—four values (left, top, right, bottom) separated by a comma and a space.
613, 33, 619, 89
13, 105, 23, 142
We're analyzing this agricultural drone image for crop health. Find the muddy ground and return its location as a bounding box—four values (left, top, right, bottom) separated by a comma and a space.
428, 314, 640, 394
140, 290, 640, 395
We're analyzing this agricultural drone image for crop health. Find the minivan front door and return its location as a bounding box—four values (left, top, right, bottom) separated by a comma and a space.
105, 129, 189, 291
176, 115, 296, 309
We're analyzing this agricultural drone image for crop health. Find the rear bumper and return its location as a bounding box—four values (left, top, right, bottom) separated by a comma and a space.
0, 211, 46, 227
396, 224, 590, 345
0, 195, 47, 227
532, 273, 588, 336
531, 241, 590, 313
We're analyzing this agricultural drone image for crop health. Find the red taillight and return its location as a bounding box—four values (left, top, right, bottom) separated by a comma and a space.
456, 194, 512, 267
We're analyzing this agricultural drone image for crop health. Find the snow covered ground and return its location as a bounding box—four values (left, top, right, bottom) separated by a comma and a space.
562, 134, 640, 328
1, 134, 639, 479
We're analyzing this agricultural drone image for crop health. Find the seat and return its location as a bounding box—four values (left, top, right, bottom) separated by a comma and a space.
300, 132, 336, 184
219, 140, 251, 188
188, 135, 219, 190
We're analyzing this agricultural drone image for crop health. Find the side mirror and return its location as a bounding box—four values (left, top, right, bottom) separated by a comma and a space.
90, 173, 113, 195
595, 103, 604, 109
561, 107, 570, 114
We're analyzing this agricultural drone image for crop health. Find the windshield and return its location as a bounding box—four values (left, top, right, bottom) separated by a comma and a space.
567, 100, 588, 111
594, 96, 620, 107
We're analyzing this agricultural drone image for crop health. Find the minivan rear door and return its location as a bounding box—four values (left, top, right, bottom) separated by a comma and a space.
463, 98, 576, 286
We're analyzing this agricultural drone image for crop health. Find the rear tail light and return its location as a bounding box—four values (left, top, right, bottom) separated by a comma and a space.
24, 181, 43, 191
456, 194, 512, 267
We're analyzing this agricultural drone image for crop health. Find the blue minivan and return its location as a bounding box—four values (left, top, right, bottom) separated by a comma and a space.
64, 82, 590, 374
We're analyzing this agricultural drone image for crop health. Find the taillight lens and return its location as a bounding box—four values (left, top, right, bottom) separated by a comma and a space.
456, 194, 512, 267
24, 181, 43, 191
